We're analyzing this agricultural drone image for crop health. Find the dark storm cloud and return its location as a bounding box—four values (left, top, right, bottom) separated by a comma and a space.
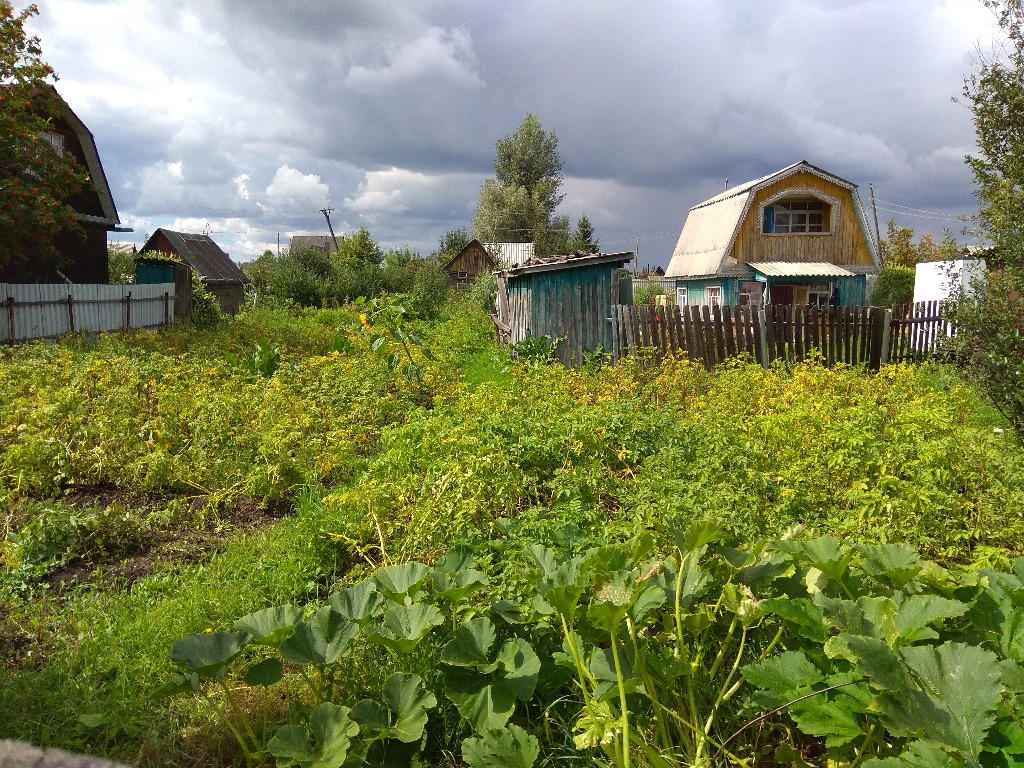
28, 0, 997, 261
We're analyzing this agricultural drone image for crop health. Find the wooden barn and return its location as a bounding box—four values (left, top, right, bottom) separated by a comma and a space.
444, 239, 496, 290
666, 161, 880, 308
0, 88, 123, 284
140, 229, 249, 314
494, 251, 634, 366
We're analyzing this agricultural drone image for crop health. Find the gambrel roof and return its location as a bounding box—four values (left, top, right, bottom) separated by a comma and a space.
666, 160, 879, 278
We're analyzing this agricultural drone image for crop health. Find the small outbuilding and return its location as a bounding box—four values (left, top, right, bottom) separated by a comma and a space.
140, 229, 249, 313
494, 251, 634, 366
444, 239, 496, 290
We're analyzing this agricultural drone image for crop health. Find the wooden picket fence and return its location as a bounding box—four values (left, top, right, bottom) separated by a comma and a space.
609, 302, 952, 371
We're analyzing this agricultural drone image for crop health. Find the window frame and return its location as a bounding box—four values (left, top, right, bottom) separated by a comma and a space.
40, 130, 65, 158
760, 188, 839, 236
704, 285, 722, 306
676, 286, 688, 306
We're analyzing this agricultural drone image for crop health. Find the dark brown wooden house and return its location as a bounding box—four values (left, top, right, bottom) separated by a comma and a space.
0, 89, 122, 284
444, 239, 496, 290
140, 229, 249, 313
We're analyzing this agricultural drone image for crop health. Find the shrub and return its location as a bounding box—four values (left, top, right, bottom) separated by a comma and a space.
871, 265, 915, 306
633, 283, 666, 305
190, 273, 224, 328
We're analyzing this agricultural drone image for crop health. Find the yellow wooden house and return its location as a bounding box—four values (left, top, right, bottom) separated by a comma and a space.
665, 161, 880, 307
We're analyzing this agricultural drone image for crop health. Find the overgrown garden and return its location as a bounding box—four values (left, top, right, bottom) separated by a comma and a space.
1, 291, 1022, 766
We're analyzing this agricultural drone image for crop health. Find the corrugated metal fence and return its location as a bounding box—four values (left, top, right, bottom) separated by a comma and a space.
2, 283, 177, 343
610, 301, 951, 371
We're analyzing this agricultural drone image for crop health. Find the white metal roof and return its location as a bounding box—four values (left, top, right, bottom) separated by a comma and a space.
484, 242, 534, 267
748, 261, 856, 278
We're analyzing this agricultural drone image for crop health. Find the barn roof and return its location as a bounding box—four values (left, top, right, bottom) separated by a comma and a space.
484, 242, 535, 267
443, 238, 495, 270
666, 160, 876, 278
291, 235, 337, 253
142, 229, 249, 285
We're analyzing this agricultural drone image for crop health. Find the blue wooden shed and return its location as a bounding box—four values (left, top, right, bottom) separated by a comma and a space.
495, 251, 634, 365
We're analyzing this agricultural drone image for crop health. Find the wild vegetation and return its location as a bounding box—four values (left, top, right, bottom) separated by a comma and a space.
1, 289, 1022, 766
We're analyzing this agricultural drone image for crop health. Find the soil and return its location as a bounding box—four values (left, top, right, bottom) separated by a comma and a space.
37, 485, 293, 594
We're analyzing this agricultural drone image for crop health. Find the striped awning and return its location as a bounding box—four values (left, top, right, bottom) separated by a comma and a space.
748, 261, 856, 278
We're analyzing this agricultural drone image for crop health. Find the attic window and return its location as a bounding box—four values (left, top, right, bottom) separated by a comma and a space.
41, 130, 65, 158
763, 199, 830, 234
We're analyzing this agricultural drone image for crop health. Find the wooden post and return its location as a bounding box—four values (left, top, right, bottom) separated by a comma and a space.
756, 308, 769, 368
67, 294, 75, 333
164, 291, 170, 330
6, 296, 14, 343
868, 307, 892, 370
125, 291, 132, 329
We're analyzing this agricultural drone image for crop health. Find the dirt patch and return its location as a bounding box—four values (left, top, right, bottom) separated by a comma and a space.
40, 489, 293, 594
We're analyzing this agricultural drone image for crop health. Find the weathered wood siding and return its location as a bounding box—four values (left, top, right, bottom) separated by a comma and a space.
445, 243, 495, 290
506, 264, 620, 365
732, 170, 875, 267
2, 283, 177, 343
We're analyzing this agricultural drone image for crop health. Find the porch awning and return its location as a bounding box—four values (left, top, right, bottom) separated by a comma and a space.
748, 262, 856, 278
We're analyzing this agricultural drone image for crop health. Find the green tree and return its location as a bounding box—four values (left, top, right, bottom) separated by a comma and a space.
879, 219, 960, 268
473, 114, 567, 256
567, 213, 599, 254
0, 2, 89, 274
871, 266, 916, 306
434, 227, 470, 263
107, 244, 136, 284
333, 226, 383, 268
949, 0, 1024, 434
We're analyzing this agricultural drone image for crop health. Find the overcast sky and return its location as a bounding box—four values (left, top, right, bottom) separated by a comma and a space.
25, 0, 1002, 267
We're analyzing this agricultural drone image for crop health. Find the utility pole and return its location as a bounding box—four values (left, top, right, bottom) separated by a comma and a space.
869, 183, 882, 261
277, 232, 280, 257
635, 238, 640, 276
320, 208, 340, 252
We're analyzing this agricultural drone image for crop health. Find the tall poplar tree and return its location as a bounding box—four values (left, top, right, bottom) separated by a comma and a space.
0, 2, 88, 273
473, 114, 568, 256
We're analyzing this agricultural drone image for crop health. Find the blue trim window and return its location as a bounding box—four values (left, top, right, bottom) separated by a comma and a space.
762, 206, 775, 233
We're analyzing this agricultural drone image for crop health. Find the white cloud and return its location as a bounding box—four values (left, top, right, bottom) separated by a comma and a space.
167, 162, 184, 179
234, 173, 251, 200
263, 165, 330, 213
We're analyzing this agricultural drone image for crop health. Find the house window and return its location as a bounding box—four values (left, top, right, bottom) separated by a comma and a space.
739, 281, 764, 307
809, 282, 832, 307
676, 286, 688, 306
41, 130, 65, 158
705, 286, 722, 306
763, 198, 830, 234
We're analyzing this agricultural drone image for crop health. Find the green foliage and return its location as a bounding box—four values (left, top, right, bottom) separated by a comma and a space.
633, 283, 666, 306
225, 338, 280, 378
333, 226, 383, 269
879, 219, 960, 269
871, 266, 916, 307
190, 272, 225, 328
434, 227, 471, 264
508, 335, 562, 367
107, 245, 136, 284
953, 2, 1024, 437
0, 2, 89, 274
567, 213, 599, 254
473, 114, 569, 256
464, 271, 498, 313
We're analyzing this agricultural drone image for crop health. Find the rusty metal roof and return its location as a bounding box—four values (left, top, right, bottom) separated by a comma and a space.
498, 251, 634, 277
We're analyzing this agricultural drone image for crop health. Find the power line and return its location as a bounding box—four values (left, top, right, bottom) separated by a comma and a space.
874, 199, 966, 218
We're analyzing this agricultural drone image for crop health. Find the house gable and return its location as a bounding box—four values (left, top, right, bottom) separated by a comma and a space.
666, 161, 879, 280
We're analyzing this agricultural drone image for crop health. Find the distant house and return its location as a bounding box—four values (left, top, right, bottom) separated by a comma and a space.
444, 239, 496, 290
140, 229, 249, 313
494, 251, 634, 366
666, 161, 880, 308
290, 235, 338, 255
0, 88, 122, 284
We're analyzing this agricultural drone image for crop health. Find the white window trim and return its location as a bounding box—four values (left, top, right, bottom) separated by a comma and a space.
759, 188, 840, 236
41, 130, 65, 158
704, 285, 722, 306
676, 286, 688, 306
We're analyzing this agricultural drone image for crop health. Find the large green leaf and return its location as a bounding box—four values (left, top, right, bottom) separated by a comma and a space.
742, 651, 824, 695
171, 631, 249, 677
351, 672, 437, 744
876, 642, 1002, 764
373, 562, 431, 602
435, 544, 477, 574
234, 605, 302, 647
328, 581, 383, 627
442, 617, 497, 668
775, 537, 854, 583
431, 568, 490, 605
858, 543, 923, 589
268, 702, 360, 768
366, 602, 444, 655
761, 597, 828, 643
790, 695, 865, 749
893, 594, 969, 645
462, 725, 540, 768
244, 657, 284, 687
861, 740, 958, 768
443, 634, 540, 734
281, 607, 359, 666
